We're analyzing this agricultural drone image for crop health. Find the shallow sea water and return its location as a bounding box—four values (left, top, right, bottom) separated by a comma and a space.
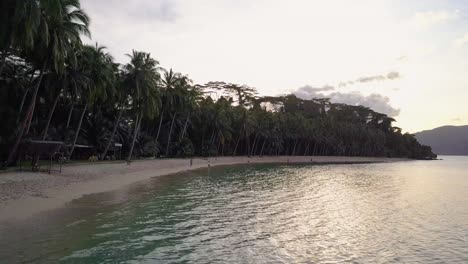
0, 156, 467, 263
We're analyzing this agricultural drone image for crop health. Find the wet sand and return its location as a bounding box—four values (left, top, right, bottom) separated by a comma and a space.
0, 156, 408, 222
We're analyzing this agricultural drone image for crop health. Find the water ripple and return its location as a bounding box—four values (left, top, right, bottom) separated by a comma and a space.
1, 159, 468, 263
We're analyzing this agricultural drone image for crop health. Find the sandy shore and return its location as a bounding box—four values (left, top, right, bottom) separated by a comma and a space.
0, 156, 408, 222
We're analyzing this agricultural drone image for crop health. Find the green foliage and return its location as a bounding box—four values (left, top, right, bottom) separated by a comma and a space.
0, 0, 436, 165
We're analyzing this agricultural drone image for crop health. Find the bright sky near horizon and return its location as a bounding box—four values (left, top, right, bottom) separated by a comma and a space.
81, 0, 468, 133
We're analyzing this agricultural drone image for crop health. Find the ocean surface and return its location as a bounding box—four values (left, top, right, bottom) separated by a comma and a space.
0, 156, 467, 263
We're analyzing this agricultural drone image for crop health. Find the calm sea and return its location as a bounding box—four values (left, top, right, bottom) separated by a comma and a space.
0, 156, 467, 263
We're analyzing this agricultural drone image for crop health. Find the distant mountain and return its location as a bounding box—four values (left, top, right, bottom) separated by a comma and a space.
415, 125, 468, 156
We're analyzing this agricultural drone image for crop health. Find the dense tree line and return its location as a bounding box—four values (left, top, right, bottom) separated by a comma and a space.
0, 0, 435, 167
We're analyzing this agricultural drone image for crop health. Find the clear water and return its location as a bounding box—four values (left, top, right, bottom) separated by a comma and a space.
1, 156, 467, 263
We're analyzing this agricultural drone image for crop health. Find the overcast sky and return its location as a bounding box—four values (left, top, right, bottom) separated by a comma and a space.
81, 0, 468, 132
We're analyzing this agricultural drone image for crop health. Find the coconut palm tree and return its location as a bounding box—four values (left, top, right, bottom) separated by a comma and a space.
67, 44, 115, 160
123, 50, 160, 163
0, 0, 41, 75
101, 67, 128, 160
6, 0, 89, 165
164, 72, 192, 157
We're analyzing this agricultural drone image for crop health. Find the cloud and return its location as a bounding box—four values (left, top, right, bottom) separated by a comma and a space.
296, 85, 335, 93
397, 56, 408, 61
293, 85, 400, 117
83, 0, 178, 23
386, 71, 400, 80
294, 85, 335, 99
454, 33, 468, 48
357, 75, 386, 83
410, 10, 459, 29
339, 71, 401, 87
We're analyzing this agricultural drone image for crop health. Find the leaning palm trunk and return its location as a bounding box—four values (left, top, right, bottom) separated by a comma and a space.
16, 87, 30, 124
260, 138, 267, 157
32, 90, 61, 165
154, 109, 164, 144
67, 103, 88, 160
250, 133, 258, 157
179, 113, 190, 142
0, 51, 8, 76
232, 126, 244, 156
41, 89, 62, 140
209, 129, 216, 146
26, 61, 49, 134
17, 70, 37, 124
127, 114, 142, 163
303, 142, 310, 156
292, 139, 298, 156
101, 108, 123, 160
6, 61, 47, 166
312, 142, 318, 156
165, 113, 177, 157
65, 103, 74, 130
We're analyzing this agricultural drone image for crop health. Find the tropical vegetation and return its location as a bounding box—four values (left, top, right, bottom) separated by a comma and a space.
0, 0, 436, 167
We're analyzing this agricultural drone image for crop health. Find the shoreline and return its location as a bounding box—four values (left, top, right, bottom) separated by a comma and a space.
0, 156, 409, 223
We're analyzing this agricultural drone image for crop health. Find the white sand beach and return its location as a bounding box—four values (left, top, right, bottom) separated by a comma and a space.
0, 156, 408, 223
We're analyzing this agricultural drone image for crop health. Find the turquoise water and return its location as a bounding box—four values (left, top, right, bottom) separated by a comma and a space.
1, 157, 468, 263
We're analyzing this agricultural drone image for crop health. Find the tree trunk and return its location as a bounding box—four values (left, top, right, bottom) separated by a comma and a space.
216, 140, 221, 157
250, 133, 258, 157
303, 142, 310, 156
209, 128, 216, 148
16, 87, 30, 124
180, 113, 190, 142
127, 114, 142, 163
245, 131, 251, 157
292, 139, 298, 156
232, 126, 244, 156
5, 61, 47, 166
155, 109, 164, 144
66, 103, 74, 130
201, 128, 206, 155
67, 103, 88, 160
26, 61, 48, 134
0, 50, 8, 76
260, 138, 267, 157
252, 138, 259, 156
41, 88, 62, 140
165, 113, 177, 157
17, 68, 37, 123
101, 108, 123, 160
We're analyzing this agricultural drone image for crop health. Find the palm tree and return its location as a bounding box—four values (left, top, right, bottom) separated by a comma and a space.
101, 67, 128, 160
123, 50, 160, 163
164, 71, 192, 157
67, 44, 114, 160
154, 69, 179, 153
0, 0, 41, 75
40, 71, 64, 140
179, 85, 201, 142
40, 49, 95, 141
6, 0, 89, 165
24, 0, 90, 133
